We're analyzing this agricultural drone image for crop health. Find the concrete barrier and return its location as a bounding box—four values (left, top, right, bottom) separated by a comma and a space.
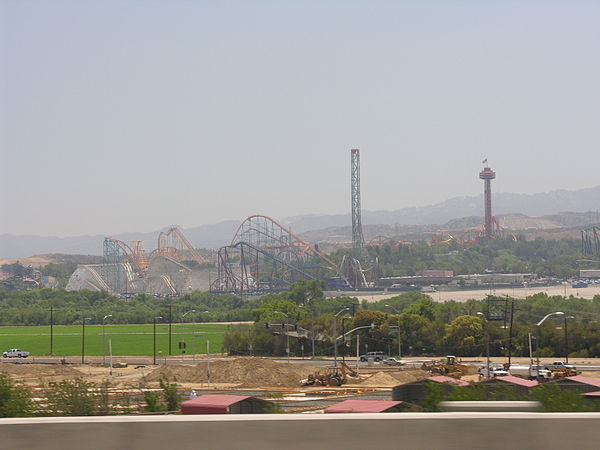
2, 413, 600, 450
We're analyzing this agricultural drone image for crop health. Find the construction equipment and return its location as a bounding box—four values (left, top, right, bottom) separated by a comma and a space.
421, 356, 469, 379
301, 362, 359, 387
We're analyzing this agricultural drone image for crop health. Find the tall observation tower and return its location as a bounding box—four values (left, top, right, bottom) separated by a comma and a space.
479, 162, 496, 239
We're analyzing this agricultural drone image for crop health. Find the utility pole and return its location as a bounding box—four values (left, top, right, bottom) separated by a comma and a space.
564, 316, 574, 363
81, 317, 91, 365
48, 305, 54, 355
310, 304, 316, 360
333, 308, 349, 368
477, 312, 490, 378
507, 300, 515, 367
385, 304, 402, 358
153, 316, 162, 365
168, 303, 173, 356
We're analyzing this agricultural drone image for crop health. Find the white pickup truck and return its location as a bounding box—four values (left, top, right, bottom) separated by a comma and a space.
2, 349, 30, 358
544, 361, 577, 371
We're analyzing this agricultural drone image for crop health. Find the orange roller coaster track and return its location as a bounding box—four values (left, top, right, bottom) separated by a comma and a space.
153, 227, 209, 266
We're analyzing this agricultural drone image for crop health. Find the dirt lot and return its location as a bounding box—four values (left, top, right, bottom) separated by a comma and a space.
0, 358, 431, 391
2, 357, 598, 392
354, 285, 600, 303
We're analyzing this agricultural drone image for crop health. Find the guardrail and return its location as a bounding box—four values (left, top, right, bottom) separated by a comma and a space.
2, 413, 600, 450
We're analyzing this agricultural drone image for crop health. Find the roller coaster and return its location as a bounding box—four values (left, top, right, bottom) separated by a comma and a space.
101, 226, 210, 294
582, 226, 600, 257
210, 215, 349, 294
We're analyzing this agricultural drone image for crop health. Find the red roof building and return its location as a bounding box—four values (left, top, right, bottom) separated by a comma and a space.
181, 394, 273, 414
427, 376, 470, 387
479, 375, 539, 396
550, 376, 600, 393
583, 391, 600, 398
481, 376, 538, 388
325, 400, 406, 414
392, 376, 470, 404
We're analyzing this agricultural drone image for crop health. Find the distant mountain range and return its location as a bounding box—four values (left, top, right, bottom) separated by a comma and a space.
282, 185, 600, 233
1, 186, 598, 258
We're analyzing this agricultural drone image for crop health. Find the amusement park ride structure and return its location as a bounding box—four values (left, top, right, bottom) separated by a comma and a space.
429, 163, 508, 247
209, 215, 347, 293
102, 227, 209, 294
97, 158, 539, 296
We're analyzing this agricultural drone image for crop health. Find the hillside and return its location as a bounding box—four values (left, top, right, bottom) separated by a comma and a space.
1, 186, 598, 258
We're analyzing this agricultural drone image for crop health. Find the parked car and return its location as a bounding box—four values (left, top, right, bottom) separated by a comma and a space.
3, 349, 29, 358
383, 357, 405, 366
359, 351, 386, 362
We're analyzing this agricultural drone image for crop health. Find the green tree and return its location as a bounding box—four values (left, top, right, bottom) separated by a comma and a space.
0, 372, 33, 417
43, 378, 102, 416
444, 315, 484, 356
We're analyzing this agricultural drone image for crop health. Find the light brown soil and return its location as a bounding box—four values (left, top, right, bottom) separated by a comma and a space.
358, 369, 430, 387
360, 372, 400, 386
0, 363, 83, 382
144, 358, 322, 388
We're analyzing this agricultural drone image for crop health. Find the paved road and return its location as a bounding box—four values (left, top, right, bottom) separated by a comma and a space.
5, 355, 599, 371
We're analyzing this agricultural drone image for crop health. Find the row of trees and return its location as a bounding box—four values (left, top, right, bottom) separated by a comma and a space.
1, 280, 599, 357
222, 281, 600, 358
330, 236, 597, 278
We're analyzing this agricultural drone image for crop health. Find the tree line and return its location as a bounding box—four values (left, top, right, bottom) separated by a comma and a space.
1, 280, 599, 358
330, 236, 597, 278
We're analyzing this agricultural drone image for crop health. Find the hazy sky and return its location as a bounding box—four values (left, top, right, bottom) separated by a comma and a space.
2, 1, 599, 237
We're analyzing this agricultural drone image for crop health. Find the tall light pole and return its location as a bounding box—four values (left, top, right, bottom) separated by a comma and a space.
182, 309, 196, 322
385, 304, 402, 358
178, 309, 195, 357
153, 316, 163, 365
301, 302, 317, 360
81, 317, 91, 364
564, 315, 574, 363
274, 311, 290, 364
536, 311, 564, 372
477, 312, 490, 378
333, 307, 350, 368
102, 314, 112, 366
48, 305, 55, 355
168, 303, 173, 356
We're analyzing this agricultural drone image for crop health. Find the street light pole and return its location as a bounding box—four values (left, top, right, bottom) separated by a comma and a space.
102, 314, 112, 366
564, 316, 574, 363
153, 316, 163, 365
536, 311, 564, 376
179, 309, 195, 357
274, 311, 290, 364
385, 304, 402, 358
333, 307, 350, 368
81, 317, 91, 364
48, 305, 55, 355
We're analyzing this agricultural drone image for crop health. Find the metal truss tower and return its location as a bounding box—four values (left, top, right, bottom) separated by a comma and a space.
351, 149, 367, 259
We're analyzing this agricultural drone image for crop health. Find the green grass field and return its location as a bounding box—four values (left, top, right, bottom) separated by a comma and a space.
0, 323, 236, 356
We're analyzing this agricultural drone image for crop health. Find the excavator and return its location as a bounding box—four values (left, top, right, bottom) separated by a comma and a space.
421, 355, 469, 379
301, 362, 359, 387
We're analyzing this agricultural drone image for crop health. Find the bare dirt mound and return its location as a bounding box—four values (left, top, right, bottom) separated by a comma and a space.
389, 369, 430, 384
145, 358, 321, 388
0, 363, 83, 380
360, 371, 400, 387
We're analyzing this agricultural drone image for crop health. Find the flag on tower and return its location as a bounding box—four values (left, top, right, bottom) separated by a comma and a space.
482, 158, 488, 164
